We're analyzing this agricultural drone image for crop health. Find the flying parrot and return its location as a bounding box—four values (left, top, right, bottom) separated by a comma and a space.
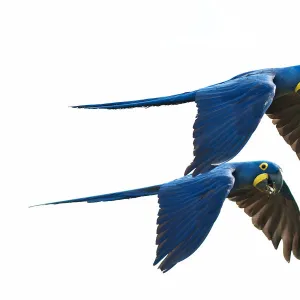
31, 161, 300, 272
71, 65, 300, 176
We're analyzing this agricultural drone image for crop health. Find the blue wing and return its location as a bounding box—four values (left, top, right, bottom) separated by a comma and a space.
185, 72, 276, 176
154, 166, 235, 272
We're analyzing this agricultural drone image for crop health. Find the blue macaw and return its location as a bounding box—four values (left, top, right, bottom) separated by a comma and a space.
31, 161, 300, 272
72, 65, 300, 176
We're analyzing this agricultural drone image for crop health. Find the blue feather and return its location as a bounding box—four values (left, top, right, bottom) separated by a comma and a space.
29, 184, 161, 207
185, 73, 276, 175
154, 166, 235, 272
71, 91, 197, 109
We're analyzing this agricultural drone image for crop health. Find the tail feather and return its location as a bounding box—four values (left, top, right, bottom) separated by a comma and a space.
29, 184, 161, 208
71, 91, 197, 110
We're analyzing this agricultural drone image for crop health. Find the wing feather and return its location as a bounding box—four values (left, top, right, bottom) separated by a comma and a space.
154, 167, 235, 272
267, 93, 300, 159
229, 181, 300, 262
186, 73, 276, 176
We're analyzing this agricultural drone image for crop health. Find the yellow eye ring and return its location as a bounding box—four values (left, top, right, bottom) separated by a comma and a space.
259, 162, 268, 171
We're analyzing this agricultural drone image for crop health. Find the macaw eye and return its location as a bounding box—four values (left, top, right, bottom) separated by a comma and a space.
259, 162, 268, 171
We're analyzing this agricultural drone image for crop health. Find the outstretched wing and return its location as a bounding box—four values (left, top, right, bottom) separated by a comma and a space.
229, 181, 300, 262
185, 72, 276, 176
267, 93, 300, 159
154, 167, 235, 272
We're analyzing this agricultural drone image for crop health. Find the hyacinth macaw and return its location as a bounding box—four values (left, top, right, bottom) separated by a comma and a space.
72, 65, 300, 176
31, 161, 300, 273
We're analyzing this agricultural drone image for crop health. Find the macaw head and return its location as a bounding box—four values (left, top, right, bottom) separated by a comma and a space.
234, 161, 283, 195
274, 65, 300, 97
251, 161, 283, 194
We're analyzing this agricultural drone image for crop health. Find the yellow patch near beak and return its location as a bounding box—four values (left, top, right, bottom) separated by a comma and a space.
253, 173, 269, 187
295, 82, 300, 93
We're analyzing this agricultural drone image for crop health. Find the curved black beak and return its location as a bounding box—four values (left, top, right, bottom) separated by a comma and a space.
253, 171, 283, 194
268, 171, 283, 193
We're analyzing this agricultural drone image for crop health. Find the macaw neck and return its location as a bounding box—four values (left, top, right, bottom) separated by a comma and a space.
229, 162, 256, 193
231, 173, 252, 193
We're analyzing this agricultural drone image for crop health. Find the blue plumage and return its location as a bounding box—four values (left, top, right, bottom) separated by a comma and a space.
29, 184, 161, 207
71, 91, 197, 109
71, 65, 300, 176
31, 161, 300, 272
186, 73, 276, 174
154, 167, 235, 272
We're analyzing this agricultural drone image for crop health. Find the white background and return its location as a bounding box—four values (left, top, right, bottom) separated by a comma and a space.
1, 1, 300, 299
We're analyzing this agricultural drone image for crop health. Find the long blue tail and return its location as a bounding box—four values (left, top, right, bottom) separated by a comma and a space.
30, 184, 161, 208
71, 91, 197, 109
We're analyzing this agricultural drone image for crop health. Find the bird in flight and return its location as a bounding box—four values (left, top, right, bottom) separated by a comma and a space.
71, 65, 300, 176
31, 161, 300, 273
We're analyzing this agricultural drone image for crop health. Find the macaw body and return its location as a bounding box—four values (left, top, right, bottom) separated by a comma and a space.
32, 161, 300, 272
72, 65, 300, 176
